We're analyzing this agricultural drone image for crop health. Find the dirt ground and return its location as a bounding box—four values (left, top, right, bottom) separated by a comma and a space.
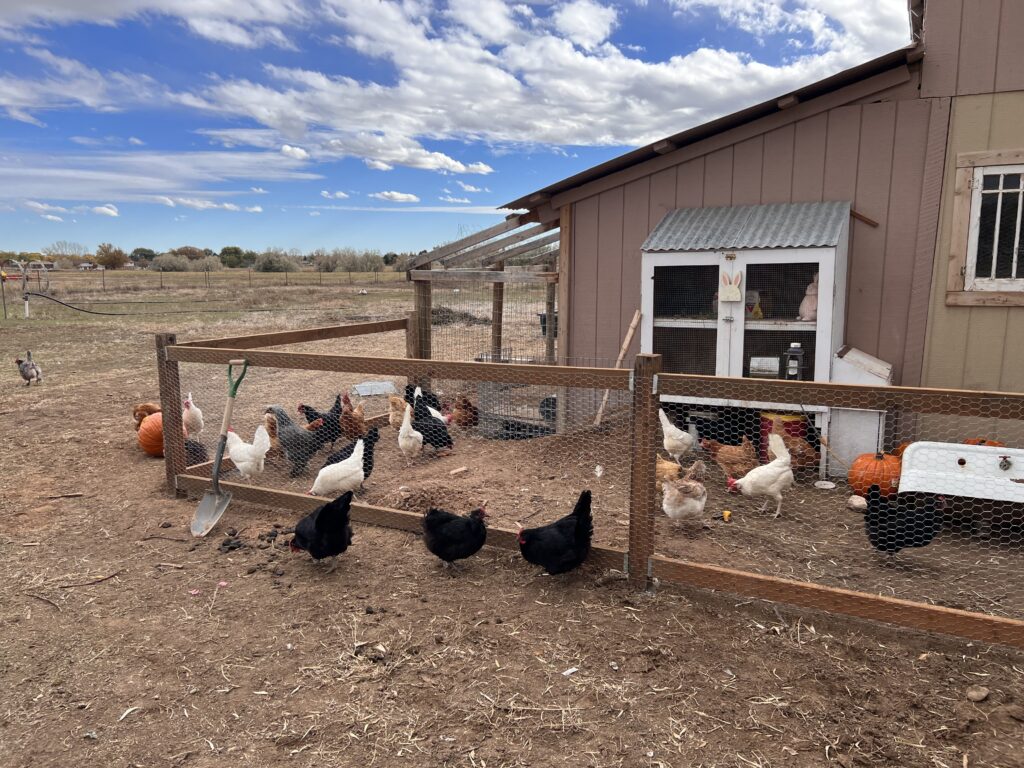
3, 284, 1024, 767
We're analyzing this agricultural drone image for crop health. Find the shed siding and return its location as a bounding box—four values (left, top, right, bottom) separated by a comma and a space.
922, 91, 1024, 393
922, 0, 1024, 97
568, 99, 933, 381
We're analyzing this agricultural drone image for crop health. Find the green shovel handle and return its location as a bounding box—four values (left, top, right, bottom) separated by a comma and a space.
227, 359, 248, 397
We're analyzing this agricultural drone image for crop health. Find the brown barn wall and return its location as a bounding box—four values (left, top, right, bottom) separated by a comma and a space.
567, 97, 940, 382
922, 0, 1024, 97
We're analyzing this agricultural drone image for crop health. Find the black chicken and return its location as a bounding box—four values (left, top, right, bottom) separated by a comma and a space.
267, 405, 331, 476
864, 485, 943, 556
423, 506, 488, 569
298, 395, 343, 448
518, 490, 593, 575
413, 389, 453, 452
290, 491, 354, 572
321, 427, 380, 480
404, 383, 441, 412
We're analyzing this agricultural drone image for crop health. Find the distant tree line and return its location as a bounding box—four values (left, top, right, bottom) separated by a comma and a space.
2, 242, 417, 273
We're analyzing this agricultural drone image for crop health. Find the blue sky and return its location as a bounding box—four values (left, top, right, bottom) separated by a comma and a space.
0, 1, 911, 255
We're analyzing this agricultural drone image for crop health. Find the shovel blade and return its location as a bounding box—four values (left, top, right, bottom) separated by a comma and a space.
191, 489, 232, 538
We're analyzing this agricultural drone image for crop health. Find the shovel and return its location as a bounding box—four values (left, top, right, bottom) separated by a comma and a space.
191, 359, 248, 537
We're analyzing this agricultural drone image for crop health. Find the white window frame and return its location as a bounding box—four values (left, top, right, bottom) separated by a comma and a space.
965, 163, 1024, 292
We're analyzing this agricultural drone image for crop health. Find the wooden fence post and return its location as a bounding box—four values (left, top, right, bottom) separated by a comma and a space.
491, 260, 505, 361
627, 353, 661, 587
413, 279, 432, 361
155, 333, 187, 497
544, 281, 556, 364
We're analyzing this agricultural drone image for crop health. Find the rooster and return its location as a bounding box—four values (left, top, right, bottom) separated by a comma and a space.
518, 490, 593, 575
132, 402, 161, 430
310, 439, 364, 497
182, 392, 204, 437
423, 505, 488, 569
15, 351, 42, 386
702, 436, 759, 480
864, 485, 943, 556
290, 491, 354, 573
398, 404, 423, 462
225, 423, 272, 481
727, 433, 793, 517
658, 409, 697, 463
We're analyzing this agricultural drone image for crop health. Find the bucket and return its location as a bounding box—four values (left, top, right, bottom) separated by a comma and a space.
759, 412, 807, 462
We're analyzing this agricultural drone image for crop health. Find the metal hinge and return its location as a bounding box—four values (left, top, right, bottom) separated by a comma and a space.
628, 370, 635, 392
968, 177, 980, 190
652, 373, 659, 394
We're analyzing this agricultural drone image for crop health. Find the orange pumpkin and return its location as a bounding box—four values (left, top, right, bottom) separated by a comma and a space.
964, 437, 1005, 447
138, 412, 166, 457
848, 452, 901, 498
893, 441, 913, 458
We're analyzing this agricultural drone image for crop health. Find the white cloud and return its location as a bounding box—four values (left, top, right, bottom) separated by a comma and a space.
455, 181, 484, 193
155, 196, 176, 207
368, 191, 420, 203
280, 143, 309, 160
250, 186, 268, 193
365, 159, 392, 171
24, 199, 67, 213
320, 189, 349, 199
552, 0, 619, 50
309, 210, 321, 216
0, 1, 306, 49
245, 205, 263, 213
128, 136, 144, 145
40, 213, 63, 222
439, 195, 471, 203
92, 203, 119, 216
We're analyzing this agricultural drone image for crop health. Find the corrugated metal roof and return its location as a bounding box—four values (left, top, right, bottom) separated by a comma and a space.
642, 201, 851, 252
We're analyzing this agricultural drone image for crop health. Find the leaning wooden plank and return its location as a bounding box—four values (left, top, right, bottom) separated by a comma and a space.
441, 222, 559, 268
409, 214, 524, 269
658, 372, 1024, 417
409, 270, 558, 284
649, 556, 1024, 650
594, 309, 641, 426
174, 475, 627, 570
167, 347, 633, 390
177, 318, 409, 350
478, 231, 561, 267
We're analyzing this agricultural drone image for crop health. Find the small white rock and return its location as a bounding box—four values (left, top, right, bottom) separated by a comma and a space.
846, 495, 867, 512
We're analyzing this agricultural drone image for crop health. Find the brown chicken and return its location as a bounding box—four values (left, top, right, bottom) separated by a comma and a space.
132, 402, 162, 430
701, 436, 759, 479
655, 454, 681, 491
340, 392, 368, 441
264, 412, 321, 459
448, 394, 479, 428
768, 418, 819, 470
388, 395, 407, 431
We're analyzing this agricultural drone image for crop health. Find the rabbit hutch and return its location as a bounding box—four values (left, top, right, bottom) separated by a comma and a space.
640, 201, 886, 476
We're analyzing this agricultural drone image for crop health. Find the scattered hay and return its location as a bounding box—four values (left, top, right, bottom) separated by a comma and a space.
431, 306, 490, 326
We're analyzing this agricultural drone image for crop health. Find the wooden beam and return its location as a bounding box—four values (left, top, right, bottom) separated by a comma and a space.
409, 214, 524, 269
491, 261, 504, 361
657, 372, 1024, 417
174, 474, 627, 572
522, 246, 560, 267
627, 354, 661, 588
166, 346, 633, 390
155, 333, 186, 496
557, 206, 572, 366
441, 222, 559, 268
946, 290, 1024, 307
478, 231, 561, 267
409, 270, 558, 284
649, 556, 1024, 650
544, 282, 556, 364
177, 318, 408, 350
850, 208, 879, 227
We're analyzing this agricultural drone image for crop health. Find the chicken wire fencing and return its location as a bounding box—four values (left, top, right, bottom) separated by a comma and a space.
163, 354, 635, 564
649, 375, 1024, 627
157, 329, 1024, 645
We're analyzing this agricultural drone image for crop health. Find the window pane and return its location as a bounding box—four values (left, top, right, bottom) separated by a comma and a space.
976, 192, 998, 278
1004, 173, 1022, 190
995, 191, 1019, 278
983, 174, 1001, 190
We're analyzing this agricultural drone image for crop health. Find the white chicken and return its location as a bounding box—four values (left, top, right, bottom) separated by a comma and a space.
662, 478, 707, 531
182, 392, 204, 437
225, 424, 271, 481
310, 439, 364, 497
398, 404, 423, 462
659, 408, 697, 463
727, 433, 794, 517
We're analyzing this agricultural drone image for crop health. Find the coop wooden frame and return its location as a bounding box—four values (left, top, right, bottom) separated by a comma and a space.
156, 320, 1024, 650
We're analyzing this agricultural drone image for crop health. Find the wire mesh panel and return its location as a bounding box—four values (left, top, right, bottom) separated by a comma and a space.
652, 375, 1024, 626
